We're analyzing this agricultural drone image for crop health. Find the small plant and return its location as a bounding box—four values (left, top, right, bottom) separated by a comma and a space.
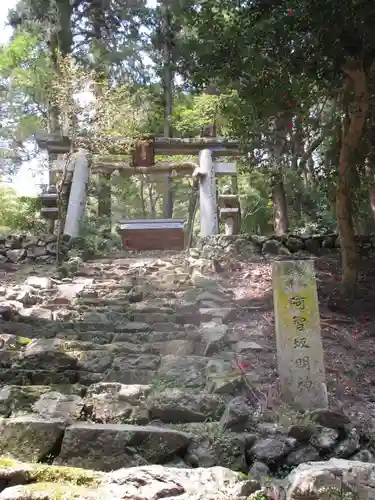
17, 336, 33, 346
317, 486, 357, 500
151, 376, 183, 392
70, 217, 122, 260
210, 353, 278, 415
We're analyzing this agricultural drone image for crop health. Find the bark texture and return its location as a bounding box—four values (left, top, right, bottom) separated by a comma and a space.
336, 61, 370, 292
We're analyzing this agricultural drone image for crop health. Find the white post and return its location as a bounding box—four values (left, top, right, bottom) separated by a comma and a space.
220, 208, 239, 236
63, 150, 90, 238
198, 149, 219, 237
224, 217, 235, 235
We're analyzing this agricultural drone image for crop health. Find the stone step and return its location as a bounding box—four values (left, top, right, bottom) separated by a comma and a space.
0, 336, 245, 391
0, 319, 155, 337
0, 382, 227, 426
0, 368, 159, 387
0, 396, 256, 475
0, 329, 207, 356
0, 458, 253, 500
0, 312, 212, 337
55, 422, 192, 470
0, 253, 262, 476
0, 369, 79, 386
0, 384, 86, 417
0, 327, 207, 351
75, 298, 132, 307
0, 417, 189, 470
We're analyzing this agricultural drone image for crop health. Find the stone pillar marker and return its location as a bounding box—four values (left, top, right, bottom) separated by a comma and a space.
272, 260, 328, 410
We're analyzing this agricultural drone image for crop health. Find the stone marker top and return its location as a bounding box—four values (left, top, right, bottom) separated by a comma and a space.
272, 260, 328, 411
273, 260, 320, 338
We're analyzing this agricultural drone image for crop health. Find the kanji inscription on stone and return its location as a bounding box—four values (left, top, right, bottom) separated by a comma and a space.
272, 260, 328, 410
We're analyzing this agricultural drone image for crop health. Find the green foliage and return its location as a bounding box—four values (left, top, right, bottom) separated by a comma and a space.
91, 84, 165, 139
70, 217, 122, 260
235, 169, 273, 235
172, 92, 233, 137
3, 0, 375, 255
0, 30, 52, 173
0, 184, 44, 233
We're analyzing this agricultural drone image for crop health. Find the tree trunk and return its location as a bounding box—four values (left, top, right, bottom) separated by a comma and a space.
365, 162, 375, 224
140, 177, 146, 217
336, 173, 357, 290
271, 168, 288, 235
148, 184, 156, 218
89, 16, 113, 221
291, 115, 303, 171
162, 2, 174, 219
336, 61, 370, 292
269, 115, 290, 234
231, 175, 241, 232
98, 172, 112, 220
163, 175, 173, 218
185, 179, 199, 248
46, 3, 73, 236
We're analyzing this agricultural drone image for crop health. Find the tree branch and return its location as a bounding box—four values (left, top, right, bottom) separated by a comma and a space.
298, 135, 326, 171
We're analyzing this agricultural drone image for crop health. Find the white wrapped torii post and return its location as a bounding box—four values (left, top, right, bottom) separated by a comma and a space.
63, 150, 90, 238
193, 149, 219, 237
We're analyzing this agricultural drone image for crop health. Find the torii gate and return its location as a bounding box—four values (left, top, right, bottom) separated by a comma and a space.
35, 133, 242, 250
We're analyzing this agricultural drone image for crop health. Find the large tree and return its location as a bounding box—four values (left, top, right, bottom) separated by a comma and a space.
176, 0, 375, 292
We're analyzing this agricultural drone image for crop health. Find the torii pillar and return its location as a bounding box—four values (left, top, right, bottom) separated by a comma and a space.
194, 149, 219, 237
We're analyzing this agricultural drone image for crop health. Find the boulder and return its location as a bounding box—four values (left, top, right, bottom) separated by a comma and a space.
0, 459, 257, 500
146, 389, 225, 423
55, 422, 192, 470
287, 458, 375, 500
0, 416, 66, 462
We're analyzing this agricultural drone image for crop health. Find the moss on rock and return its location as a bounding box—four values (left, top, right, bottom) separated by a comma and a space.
3, 482, 100, 500
0, 456, 102, 487
17, 336, 33, 346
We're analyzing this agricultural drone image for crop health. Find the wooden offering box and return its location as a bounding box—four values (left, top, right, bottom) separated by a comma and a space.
131, 138, 155, 167
118, 219, 185, 251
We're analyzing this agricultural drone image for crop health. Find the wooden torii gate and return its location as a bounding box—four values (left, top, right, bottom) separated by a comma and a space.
35, 132, 242, 250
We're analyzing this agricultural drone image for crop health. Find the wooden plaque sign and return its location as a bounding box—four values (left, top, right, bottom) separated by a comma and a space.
118, 219, 185, 251
132, 137, 155, 167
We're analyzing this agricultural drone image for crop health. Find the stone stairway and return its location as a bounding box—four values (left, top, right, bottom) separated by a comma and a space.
0, 253, 265, 474
0, 251, 374, 499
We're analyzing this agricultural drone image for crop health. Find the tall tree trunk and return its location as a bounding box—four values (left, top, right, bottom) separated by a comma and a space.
336, 62, 370, 292
140, 177, 146, 217
89, 10, 112, 221
185, 179, 199, 248
98, 172, 112, 219
162, 2, 174, 218
271, 167, 288, 235
365, 162, 375, 224
231, 175, 241, 232
291, 115, 303, 171
270, 116, 289, 235
307, 157, 316, 187
148, 184, 156, 218
47, 2, 73, 233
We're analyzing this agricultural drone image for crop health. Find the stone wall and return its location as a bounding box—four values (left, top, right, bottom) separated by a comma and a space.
2, 231, 375, 264
194, 233, 375, 259
0, 234, 68, 264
